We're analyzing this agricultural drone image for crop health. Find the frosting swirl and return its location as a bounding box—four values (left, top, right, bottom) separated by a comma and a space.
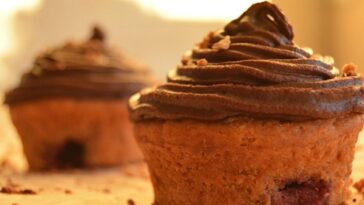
129, 1, 364, 121
5, 27, 152, 105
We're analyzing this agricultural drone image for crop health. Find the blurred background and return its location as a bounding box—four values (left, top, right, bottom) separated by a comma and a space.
1, 0, 364, 92
0, 0, 363, 173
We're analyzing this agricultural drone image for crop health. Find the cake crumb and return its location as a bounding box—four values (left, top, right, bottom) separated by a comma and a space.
0, 186, 37, 195
127, 199, 135, 205
196, 59, 208, 66
64, 189, 72, 194
102, 188, 111, 194
212, 35, 231, 50
21, 189, 37, 195
354, 179, 364, 193
342, 63, 358, 77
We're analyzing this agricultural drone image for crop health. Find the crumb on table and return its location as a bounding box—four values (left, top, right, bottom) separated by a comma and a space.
0, 186, 37, 195
127, 199, 135, 205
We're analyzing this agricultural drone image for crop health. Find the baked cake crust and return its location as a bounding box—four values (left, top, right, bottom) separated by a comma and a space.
135, 114, 363, 205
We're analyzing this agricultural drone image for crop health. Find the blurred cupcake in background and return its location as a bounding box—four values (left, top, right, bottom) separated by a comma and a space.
4, 26, 153, 171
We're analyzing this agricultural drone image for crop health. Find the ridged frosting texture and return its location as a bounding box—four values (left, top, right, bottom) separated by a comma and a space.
129, 1, 364, 121
5, 27, 151, 104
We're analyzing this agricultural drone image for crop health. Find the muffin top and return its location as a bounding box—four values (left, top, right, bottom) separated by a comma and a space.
5, 26, 152, 105
129, 1, 364, 122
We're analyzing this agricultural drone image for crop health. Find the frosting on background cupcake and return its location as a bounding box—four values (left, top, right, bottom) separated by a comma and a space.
5, 26, 152, 105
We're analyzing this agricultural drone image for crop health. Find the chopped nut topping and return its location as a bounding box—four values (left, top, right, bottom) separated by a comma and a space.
181, 58, 188, 65
322, 56, 335, 66
342, 63, 358, 77
90, 26, 105, 42
302, 47, 313, 55
199, 32, 214, 48
331, 67, 340, 76
127, 199, 135, 205
196, 58, 208, 66
312, 54, 335, 66
212, 36, 231, 50
181, 51, 193, 65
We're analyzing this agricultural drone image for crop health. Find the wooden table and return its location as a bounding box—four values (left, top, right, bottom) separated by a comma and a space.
0, 164, 153, 205
0, 137, 362, 205
1, 95, 364, 205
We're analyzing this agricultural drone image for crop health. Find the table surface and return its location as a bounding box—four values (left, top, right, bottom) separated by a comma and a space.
0, 98, 364, 204
0, 137, 362, 205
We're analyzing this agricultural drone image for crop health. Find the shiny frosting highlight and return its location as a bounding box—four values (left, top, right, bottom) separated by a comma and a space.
5, 27, 151, 104
130, 2, 364, 121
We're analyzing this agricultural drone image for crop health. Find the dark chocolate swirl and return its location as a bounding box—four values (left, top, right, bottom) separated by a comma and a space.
129, 1, 364, 121
5, 26, 152, 105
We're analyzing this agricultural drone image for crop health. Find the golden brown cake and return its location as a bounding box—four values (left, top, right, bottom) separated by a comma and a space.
4, 26, 152, 171
128, 2, 364, 205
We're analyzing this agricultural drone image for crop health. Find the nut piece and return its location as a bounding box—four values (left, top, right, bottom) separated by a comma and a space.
181, 51, 193, 65
199, 32, 214, 48
212, 36, 231, 50
342, 63, 358, 77
196, 58, 208, 66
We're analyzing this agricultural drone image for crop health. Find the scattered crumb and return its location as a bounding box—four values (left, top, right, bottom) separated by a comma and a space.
102, 188, 111, 194
212, 35, 231, 50
196, 59, 208, 66
0, 186, 37, 195
354, 179, 364, 193
342, 63, 358, 77
64, 189, 72, 194
127, 199, 135, 205
21, 189, 37, 195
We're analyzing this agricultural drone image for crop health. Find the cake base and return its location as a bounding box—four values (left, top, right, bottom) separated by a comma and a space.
9, 98, 143, 171
135, 114, 364, 205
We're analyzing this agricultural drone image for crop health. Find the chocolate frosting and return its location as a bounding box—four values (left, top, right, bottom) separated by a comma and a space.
129, 1, 364, 121
5, 27, 152, 105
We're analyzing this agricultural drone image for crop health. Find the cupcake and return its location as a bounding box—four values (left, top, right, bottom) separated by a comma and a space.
129, 2, 364, 205
5, 26, 152, 171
